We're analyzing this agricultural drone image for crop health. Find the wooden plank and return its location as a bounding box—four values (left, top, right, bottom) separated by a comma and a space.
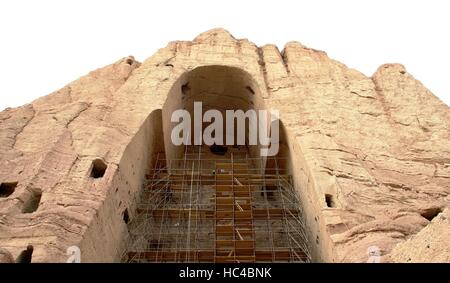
216, 174, 233, 181
214, 256, 236, 263
233, 191, 251, 197
216, 225, 234, 235
215, 240, 234, 248
216, 211, 233, 219
216, 205, 233, 212
127, 251, 214, 262
235, 229, 253, 237
235, 240, 254, 249
235, 210, 252, 219
235, 256, 255, 262
216, 197, 234, 205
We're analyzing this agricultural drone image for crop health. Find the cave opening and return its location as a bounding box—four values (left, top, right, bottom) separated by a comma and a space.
22, 189, 42, 214
16, 245, 33, 263
90, 159, 107, 179
0, 182, 17, 198
122, 66, 312, 263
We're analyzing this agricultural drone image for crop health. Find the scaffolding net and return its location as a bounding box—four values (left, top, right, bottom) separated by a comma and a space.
122, 145, 311, 263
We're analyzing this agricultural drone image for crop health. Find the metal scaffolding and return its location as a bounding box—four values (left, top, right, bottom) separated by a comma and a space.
122, 145, 311, 263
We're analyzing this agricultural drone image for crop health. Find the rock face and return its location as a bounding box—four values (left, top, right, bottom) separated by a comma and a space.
0, 28, 449, 262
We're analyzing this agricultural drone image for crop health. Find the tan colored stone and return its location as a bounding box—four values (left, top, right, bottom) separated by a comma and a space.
0, 28, 449, 262
0, 248, 14, 263
389, 208, 450, 262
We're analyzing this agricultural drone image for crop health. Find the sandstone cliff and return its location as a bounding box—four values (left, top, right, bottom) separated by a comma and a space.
0, 28, 448, 262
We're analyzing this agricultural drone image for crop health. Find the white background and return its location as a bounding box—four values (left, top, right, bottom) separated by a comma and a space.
0, 0, 449, 111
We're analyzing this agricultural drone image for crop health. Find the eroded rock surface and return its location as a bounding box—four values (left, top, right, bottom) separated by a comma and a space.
0, 28, 448, 262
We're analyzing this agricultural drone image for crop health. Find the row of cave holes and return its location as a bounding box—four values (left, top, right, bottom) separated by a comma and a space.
0, 159, 109, 263
323, 193, 443, 221
0, 182, 42, 214
0, 159, 108, 212
10, 213, 127, 263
